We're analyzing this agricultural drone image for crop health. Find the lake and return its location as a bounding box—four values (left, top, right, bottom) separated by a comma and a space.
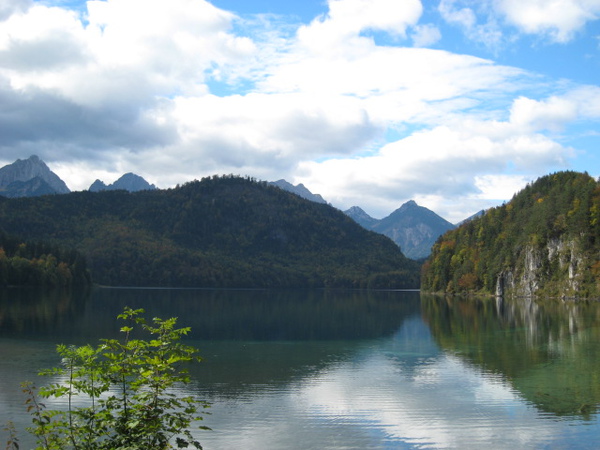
1, 287, 600, 449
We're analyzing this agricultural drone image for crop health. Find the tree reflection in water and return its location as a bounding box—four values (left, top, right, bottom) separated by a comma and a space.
421, 293, 600, 418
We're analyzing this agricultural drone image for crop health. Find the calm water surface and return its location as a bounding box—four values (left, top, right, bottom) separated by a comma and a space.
1, 287, 600, 449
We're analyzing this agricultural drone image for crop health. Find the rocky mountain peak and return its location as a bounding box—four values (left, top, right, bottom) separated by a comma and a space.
270, 179, 327, 204
345, 199, 455, 260
398, 200, 418, 211
344, 206, 378, 228
0, 155, 70, 196
89, 173, 157, 192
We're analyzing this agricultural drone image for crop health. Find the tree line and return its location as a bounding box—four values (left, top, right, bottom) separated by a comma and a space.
0, 232, 91, 287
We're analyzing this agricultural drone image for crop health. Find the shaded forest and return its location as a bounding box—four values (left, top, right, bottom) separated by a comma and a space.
0, 231, 90, 287
0, 175, 420, 288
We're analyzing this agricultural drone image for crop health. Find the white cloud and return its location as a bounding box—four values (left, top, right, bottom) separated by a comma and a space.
439, 0, 477, 29
168, 92, 378, 170
510, 96, 579, 131
0, 0, 30, 21
302, 0, 423, 47
438, 0, 505, 49
439, 0, 600, 46
411, 23, 442, 47
0, 4, 88, 71
0, 0, 255, 107
497, 0, 600, 43
510, 86, 600, 133
474, 174, 531, 200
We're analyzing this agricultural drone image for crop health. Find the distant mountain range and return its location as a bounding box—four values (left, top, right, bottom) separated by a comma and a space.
0, 155, 458, 259
90, 173, 157, 192
0, 155, 156, 197
271, 180, 457, 259
345, 202, 455, 260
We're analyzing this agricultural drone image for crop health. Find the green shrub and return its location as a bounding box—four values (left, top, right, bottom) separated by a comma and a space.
13, 307, 209, 449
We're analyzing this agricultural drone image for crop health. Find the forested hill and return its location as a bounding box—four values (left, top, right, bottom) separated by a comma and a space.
0, 175, 420, 288
422, 171, 600, 298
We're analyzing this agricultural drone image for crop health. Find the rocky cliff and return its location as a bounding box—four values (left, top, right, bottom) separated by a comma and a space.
495, 237, 586, 298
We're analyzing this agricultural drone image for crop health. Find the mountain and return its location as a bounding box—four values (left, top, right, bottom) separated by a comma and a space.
0, 175, 420, 289
345, 201, 455, 260
372, 201, 455, 260
89, 172, 157, 192
422, 171, 600, 298
455, 209, 485, 226
270, 179, 327, 204
344, 206, 379, 228
0, 155, 70, 197
0, 177, 58, 198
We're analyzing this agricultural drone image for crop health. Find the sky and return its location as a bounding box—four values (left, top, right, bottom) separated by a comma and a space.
0, 0, 599, 222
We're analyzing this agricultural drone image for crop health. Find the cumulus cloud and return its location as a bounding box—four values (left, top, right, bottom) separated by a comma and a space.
411, 23, 442, 47
497, 0, 600, 42
0, 0, 254, 106
0, 0, 595, 220
439, 0, 600, 46
0, 0, 30, 21
299, 0, 423, 48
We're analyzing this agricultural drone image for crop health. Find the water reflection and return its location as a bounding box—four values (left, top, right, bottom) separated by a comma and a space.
4, 288, 600, 449
0, 286, 89, 338
421, 293, 600, 417
0, 287, 421, 341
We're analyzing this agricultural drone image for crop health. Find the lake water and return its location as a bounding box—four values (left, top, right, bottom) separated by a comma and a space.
2, 287, 600, 449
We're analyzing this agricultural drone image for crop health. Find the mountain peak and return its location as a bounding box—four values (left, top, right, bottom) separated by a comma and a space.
89, 173, 157, 192
399, 200, 418, 211
344, 206, 378, 228
0, 155, 70, 196
368, 201, 454, 260
270, 179, 327, 204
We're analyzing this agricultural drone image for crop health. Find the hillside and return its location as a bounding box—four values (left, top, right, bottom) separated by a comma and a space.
0, 175, 420, 289
0, 231, 90, 287
422, 171, 600, 298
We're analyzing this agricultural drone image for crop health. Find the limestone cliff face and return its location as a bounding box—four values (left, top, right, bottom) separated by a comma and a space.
496, 237, 587, 298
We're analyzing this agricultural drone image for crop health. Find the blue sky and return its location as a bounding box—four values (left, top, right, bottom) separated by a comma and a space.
1, 0, 599, 221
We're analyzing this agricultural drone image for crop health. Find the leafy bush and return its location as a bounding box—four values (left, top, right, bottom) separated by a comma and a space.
11, 307, 209, 449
